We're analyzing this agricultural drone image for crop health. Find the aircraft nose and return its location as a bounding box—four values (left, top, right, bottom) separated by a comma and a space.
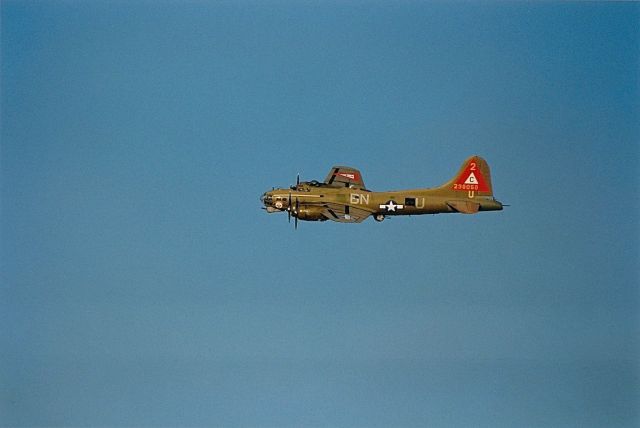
260, 192, 272, 206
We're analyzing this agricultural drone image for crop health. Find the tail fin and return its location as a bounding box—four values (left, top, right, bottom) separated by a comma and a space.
440, 155, 494, 197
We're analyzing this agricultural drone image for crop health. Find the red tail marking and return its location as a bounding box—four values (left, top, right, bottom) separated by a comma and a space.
453, 160, 489, 192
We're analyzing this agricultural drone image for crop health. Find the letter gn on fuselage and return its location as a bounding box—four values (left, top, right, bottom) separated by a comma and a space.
260, 157, 504, 225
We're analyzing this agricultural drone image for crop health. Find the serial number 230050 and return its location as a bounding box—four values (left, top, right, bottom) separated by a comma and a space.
453, 183, 479, 190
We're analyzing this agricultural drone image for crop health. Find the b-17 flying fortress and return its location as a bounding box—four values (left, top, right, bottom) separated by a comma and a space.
260, 156, 504, 228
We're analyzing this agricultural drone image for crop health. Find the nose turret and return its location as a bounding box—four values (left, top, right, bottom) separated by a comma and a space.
261, 191, 281, 213
261, 191, 273, 205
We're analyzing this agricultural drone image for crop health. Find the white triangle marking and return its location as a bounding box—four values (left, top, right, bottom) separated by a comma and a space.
464, 172, 478, 185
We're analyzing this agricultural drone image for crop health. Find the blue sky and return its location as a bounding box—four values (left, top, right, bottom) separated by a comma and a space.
2, 1, 638, 427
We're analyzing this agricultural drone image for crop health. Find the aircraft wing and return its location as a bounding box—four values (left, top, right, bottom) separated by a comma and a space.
319, 202, 373, 223
324, 166, 366, 189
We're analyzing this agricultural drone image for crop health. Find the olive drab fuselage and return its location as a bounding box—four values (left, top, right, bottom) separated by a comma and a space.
260, 156, 504, 225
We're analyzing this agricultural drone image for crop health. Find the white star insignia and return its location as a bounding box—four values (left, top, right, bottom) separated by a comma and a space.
379, 200, 404, 212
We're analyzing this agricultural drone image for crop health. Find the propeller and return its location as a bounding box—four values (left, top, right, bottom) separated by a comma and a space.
288, 174, 300, 229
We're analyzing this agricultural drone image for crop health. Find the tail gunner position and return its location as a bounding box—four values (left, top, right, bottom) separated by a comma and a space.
260, 155, 504, 227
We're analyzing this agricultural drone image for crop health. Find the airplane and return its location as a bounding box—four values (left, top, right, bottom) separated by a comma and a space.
260, 155, 504, 228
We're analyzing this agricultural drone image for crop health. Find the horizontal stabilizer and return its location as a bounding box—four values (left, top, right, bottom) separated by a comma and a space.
447, 200, 480, 214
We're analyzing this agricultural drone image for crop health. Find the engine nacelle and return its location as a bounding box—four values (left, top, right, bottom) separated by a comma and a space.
296, 207, 326, 221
